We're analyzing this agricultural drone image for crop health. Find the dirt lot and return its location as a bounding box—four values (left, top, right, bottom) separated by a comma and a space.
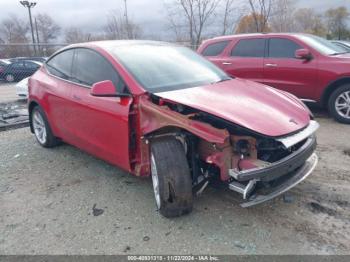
0, 82, 18, 103
0, 108, 350, 254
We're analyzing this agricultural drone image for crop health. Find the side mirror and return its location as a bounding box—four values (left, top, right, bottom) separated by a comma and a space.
90, 80, 130, 97
295, 49, 312, 60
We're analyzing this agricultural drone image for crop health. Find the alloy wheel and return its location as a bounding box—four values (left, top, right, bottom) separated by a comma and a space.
150, 153, 161, 209
335, 91, 350, 119
32, 110, 47, 144
5, 74, 14, 82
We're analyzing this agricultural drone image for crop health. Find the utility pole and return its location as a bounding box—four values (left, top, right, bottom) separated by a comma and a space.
124, 0, 131, 39
35, 17, 40, 55
20, 1, 37, 55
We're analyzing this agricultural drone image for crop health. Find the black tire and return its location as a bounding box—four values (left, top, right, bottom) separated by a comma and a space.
150, 137, 193, 218
5, 73, 15, 83
31, 106, 61, 148
328, 84, 350, 124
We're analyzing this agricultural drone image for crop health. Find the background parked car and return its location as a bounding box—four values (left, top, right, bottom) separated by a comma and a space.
198, 33, 350, 124
331, 40, 350, 52
15, 77, 29, 98
2, 60, 42, 82
0, 59, 12, 79
9, 57, 48, 63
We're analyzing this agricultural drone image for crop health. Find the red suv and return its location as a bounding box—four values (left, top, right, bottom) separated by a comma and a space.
198, 33, 350, 124
29, 41, 318, 217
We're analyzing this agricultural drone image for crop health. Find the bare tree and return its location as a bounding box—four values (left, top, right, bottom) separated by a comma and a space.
64, 27, 91, 43
293, 8, 327, 37
325, 6, 350, 40
104, 10, 142, 40
165, 4, 187, 41
0, 15, 30, 57
165, 0, 220, 47
0, 15, 29, 43
235, 12, 271, 33
270, 0, 296, 32
220, 0, 244, 35
247, 0, 274, 32
35, 13, 61, 43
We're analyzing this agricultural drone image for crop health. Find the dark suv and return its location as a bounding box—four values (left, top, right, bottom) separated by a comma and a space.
198, 33, 350, 124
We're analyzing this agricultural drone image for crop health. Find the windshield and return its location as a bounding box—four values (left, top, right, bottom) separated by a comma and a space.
109, 44, 230, 93
296, 34, 347, 55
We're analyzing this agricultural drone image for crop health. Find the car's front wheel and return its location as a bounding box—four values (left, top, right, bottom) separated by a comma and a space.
328, 84, 350, 124
150, 137, 193, 218
31, 106, 60, 147
5, 73, 15, 83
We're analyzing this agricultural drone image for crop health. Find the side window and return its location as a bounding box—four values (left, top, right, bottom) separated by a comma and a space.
202, 41, 230, 56
46, 49, 74, 80
268, 38, 301, 58
25, 61, 40, 69
72, 48, 126, 92
12, 62, 25, 69
231, 39, 265, 57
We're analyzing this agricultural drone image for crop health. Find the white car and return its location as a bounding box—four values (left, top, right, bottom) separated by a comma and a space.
16, 77, 29, 98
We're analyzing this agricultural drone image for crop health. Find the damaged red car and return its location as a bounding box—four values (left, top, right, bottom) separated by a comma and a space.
28, 41, 319, 217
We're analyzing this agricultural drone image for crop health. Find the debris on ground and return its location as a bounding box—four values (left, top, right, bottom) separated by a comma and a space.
283, 193, 295, 203
0, 101, 29, 131
92, 204, 104, 216
143, 236, 150, 241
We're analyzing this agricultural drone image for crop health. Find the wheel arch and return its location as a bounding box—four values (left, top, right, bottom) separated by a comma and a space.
146, 126, 195, 150
28, 100, 40, 133
322, 77, 350, 107
146, 125, 209, 146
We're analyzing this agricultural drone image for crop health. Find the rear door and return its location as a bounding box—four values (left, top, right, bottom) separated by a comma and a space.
263, 37, 318, 99
65, 48, 132, 170
200, 40, 231, 68
218, 38, 266, 83
43, 48, 75, 137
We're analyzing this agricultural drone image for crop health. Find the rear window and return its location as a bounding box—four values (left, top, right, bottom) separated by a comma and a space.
231, 39, 265, 57
46, 49, 75, 80
202, 41, 230, 56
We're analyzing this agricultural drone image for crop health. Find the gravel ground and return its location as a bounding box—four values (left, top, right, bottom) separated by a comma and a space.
0, 114, 349, 255
0, 82, 18, 103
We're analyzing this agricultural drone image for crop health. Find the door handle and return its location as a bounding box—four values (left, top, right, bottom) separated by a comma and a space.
222, 62, 232, 65
265, 63, 278, 67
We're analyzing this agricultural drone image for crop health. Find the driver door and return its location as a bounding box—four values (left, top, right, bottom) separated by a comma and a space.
262, 37, 318, 99
64, 48, 132, 171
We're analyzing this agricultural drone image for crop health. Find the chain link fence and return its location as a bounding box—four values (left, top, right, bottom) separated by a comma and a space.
0, 43, 66, 83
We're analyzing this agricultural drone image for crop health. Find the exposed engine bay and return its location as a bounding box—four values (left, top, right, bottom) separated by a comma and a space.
140, 94, 319, 207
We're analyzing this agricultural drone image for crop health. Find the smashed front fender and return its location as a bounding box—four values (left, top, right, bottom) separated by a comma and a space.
139, 96, 229, 144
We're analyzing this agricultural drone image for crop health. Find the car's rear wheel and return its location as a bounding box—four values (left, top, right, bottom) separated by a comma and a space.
150, 137, 193, 218
5, 73, 15, 83
31, 106, 60, 147
328, 84, 350, 124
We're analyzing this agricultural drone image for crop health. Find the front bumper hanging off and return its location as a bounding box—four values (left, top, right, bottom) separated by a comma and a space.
240, 153, 318, 207
227, 121, 319, 207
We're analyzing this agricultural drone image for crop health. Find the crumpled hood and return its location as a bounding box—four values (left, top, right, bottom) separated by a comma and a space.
155, 78, 310, 137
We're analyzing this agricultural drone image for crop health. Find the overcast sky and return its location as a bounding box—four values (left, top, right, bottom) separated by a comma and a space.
1, 0, 350, 40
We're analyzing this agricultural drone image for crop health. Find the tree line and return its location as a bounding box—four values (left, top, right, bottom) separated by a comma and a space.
0, 0, 349, 57
165, 0, 350, 47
